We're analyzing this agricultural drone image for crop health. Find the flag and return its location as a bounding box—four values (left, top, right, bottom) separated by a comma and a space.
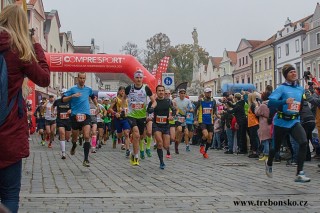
155, 56, 170, 86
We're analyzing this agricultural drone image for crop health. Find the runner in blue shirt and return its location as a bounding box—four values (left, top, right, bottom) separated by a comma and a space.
265, 64, 310, 182
63, 73, 97, 167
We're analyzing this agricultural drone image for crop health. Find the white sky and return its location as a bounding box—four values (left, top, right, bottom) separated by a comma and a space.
42, 0, 319, 57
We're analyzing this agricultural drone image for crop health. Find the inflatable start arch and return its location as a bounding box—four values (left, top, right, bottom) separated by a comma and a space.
45, 53, 156, 91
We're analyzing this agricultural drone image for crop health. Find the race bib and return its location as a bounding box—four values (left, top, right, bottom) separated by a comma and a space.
131, 102, 144, 110
90, 109, 96, 115
60, 112, 69, 120
76, 114, 86, 122
287, 101, 301, 113
156, 115, 167, 124
203, 108, 212, 114
177, 116, 185, 123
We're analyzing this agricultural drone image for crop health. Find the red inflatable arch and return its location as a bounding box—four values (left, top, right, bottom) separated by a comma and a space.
45, 53, 156, 91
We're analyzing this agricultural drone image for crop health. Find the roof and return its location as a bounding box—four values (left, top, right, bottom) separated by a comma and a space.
247, 40, 265, 49
210, 57, 223, 68
44, 10, 61, 34
226, 51, 237, 65
251, 34, 276, 52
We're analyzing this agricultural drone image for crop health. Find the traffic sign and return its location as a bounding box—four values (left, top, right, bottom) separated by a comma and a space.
162, 73, 175, 90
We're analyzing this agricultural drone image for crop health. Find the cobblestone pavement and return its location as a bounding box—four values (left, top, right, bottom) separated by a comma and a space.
19, 135, 320, 213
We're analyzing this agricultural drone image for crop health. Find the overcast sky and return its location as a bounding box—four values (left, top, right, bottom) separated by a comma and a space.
42, 0, 319, 57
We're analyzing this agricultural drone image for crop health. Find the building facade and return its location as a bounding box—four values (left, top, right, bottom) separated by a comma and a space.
274, 15, 312, 87
303, 3, 320, 81
250, 35, 275, 92
233, 39, 264, 85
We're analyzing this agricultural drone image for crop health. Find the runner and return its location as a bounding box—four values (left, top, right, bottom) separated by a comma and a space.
43, 95, 56, 148
265, 64, 310, 182
52, 89, 71, 159
165, 89, 174, 158
62, 73, 97, 167
173, 89, 193, 154
194, 88, 216, 158
109, 86, 131, 157
102, 98, 112, 146
125, 69, 156, 166
148, 85, 176, 169
34, 100, 46, 146
96, 99, 107, 149
89, 97, 99, 153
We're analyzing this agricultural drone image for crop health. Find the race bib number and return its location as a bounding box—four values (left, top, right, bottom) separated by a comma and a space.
131, 102, 144, 110
90, 109, 96, 115
76, 114, 86, 122
287, 101, 301, 113
156, 116, 167, 124
203, 108, 212, 114
60, 112, 69, 120
177, 116, 185, 123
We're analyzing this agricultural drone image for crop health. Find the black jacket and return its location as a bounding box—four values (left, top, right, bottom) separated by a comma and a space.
227, 100, 246, 125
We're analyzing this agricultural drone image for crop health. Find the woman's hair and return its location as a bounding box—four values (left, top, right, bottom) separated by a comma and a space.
0, 4, 36, 62
248, 92, 256, 105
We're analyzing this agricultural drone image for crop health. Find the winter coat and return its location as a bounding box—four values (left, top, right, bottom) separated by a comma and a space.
227, 100, 246, 125
0, 30, 50, 169
255, 103, 272, 141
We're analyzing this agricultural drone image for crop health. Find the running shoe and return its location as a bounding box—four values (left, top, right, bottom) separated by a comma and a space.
259, 156, 268, 161
294, 171, 311, 183
82, 160, 90, 167
48, 143, 52, 148
91, 148, 97, 153
125, 150, 130, 158
121, 144, 126, 150
186, 145, 190, 152
140, 151, 145, 159
130, 153, 135, 165
70, 143, 77, 155
160, 162, 166, 170
203, 152, 209, 159
166, 154, 172, 159
146, 149, 152, 157
265, 159, 273, 178
133, 158, 140, 166
153, 143, 157, 150
41, 141, 45, 146
200, 145, 205, 154
61, 153, 66, 160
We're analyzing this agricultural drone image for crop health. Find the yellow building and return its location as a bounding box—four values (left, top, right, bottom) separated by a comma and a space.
250, 35, 276, 92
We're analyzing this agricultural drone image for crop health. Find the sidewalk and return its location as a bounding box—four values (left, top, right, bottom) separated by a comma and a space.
19, 135, 320, 212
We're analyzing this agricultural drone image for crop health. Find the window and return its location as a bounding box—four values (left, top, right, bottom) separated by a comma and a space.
317, 33, 320, 45
236, 80, 239, 84
278, 47, 281, 59
265, 81, 267, 89
295, 39, 300, 52
255, 83, 258, 90
246, 56, 248, 64
50, 45, 53, 53
285, 43, 289, 56
242, 57, 245, 65
295, 62, 301, 80
264, 58, 267, 70
279, 70, 282, 84
247, 77, 250, 84
242, 78, 244, 83
255, 61, 258, 73
269, 80, 272, 86
260, 82, 262, 91
105, 85, 111, 91
269, 56, 272, 69
239, 58, 241, 67
259, 60, 261, 72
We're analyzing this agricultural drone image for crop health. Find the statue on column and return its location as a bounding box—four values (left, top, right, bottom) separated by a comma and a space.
188, 28, 201, 95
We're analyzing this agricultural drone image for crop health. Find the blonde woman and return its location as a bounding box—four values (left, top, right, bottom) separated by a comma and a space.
0, 5, 50, 213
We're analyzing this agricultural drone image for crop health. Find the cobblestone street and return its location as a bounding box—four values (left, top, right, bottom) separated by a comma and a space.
19, 135, 320, 213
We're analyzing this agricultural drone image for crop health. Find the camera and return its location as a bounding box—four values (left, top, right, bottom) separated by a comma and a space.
303, 71, 311, 80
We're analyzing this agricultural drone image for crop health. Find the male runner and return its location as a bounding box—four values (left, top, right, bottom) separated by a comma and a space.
125, 70, 156, 166
62, 73, 97, 167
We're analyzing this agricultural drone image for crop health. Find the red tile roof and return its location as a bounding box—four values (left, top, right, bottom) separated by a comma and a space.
247, 40, 265, 49
226, 51, 237, 65
251, 34, 276, 52
210, 57, 223, 68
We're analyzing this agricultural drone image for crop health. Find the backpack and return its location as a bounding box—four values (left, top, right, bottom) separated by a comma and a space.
0, 52, 23, 127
